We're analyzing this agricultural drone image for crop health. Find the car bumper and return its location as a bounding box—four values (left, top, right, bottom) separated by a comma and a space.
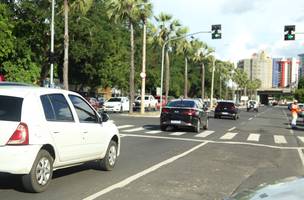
160, 118, 198, 128
104, 107, 121, 112
0, 145, 42, 174
215, 112, 237, 117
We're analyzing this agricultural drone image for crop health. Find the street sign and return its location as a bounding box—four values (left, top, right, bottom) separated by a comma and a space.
140, 72, 146, 78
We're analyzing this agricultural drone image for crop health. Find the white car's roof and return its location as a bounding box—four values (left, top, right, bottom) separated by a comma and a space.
0, 86, 79, 98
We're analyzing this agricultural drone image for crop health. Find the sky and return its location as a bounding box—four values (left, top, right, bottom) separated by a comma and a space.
151, 0, 304, 63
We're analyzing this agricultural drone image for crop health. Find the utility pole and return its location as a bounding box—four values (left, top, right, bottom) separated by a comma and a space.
140, 20, 147, 114
210, 57, 215, 108
50, 0, 55, 88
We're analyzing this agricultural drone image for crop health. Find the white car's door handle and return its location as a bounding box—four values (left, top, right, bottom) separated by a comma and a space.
53, 131, 60, 134
83, 131, 88, 134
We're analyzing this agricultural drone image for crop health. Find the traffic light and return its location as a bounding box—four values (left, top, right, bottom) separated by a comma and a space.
211, 24, 222, 39
284, 25, 295, 40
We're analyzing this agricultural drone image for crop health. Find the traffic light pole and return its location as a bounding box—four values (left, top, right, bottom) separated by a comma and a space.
160, 31, 211, 111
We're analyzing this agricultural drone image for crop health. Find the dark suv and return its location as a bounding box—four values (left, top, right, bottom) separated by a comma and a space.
214, 101, 239, 120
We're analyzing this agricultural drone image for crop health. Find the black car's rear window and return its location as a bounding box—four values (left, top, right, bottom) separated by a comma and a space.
167, 100, 195, 108
217, 102, 235, 108
0, 96, 23, 122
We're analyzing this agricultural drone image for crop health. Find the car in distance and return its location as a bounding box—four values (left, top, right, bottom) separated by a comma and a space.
133, 95, 158, 111
160, 99, 208, 132
0, 86, 120, 193
214, 101, 239, 120
85, 97, 100, 111
103, 97, 130, 112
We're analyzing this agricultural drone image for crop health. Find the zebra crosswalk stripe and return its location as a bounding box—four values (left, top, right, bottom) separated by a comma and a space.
274, 135, 287, 144
195, 130, 215, 138
170, 132, 187, 136
122, 127, 145, 133
145, 130, 162, 134
117, 125, 135, 129
298, 136, 304, 143
247, 133, 260, 142
220, 132, 238, 140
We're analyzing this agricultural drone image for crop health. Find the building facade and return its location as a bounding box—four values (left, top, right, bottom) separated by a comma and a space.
272, 57, 300, 88
237, 51, 273, 89
299, 53, 304, 78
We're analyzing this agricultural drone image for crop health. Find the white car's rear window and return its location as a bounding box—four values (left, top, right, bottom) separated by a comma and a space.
0, 95, 23, 122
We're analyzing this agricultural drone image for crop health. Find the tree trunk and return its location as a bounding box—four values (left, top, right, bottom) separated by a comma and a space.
129, 22, 135, 113
201, 62, 205, 100
184, 57, 188, 98
63, 0, 69, 90
165, 50, 170, 101
140, 20, 147, 114
219, 77, 222, 100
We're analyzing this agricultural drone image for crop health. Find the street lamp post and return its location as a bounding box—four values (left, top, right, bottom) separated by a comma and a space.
159, 31, 211, 111
50, 0, 55, 88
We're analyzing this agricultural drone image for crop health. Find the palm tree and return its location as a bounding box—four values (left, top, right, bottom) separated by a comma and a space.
175, 27, 191, 98
106, 0, 140, 113
137, 0, 153, 113
154, 13, 181, 101
62, 0, 93, 90
233, 68, 249, 101
192, 41, 214, 100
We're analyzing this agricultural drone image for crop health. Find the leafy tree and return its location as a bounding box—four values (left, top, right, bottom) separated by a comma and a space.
62, 0, 93, 90
298, 77, 304, 89
154, 12, 181, 100
106, 0, 141, 113
295, 89, 304, 103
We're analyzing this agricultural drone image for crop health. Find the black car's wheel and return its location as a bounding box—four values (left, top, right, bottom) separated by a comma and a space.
203, 119, 208, 130
194, 119, 201, 133
233, 116, 237, 120
160, 125, 167, 131
120, 106, 123, 113
22, 149, 54, 193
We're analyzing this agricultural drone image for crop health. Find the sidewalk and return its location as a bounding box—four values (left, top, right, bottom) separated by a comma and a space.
121, 111, 161, 118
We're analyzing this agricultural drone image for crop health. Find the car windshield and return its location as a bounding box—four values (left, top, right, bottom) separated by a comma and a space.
217, 102, 234, 109
108, 98, 121, 102
167, 100, 195, 108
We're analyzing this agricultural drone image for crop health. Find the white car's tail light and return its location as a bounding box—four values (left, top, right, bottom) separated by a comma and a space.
6, 122, 29, 145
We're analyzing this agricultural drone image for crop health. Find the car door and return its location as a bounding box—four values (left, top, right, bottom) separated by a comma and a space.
40, 94, 85, 162
68, 95, 107, 157
123, 97, 129, 111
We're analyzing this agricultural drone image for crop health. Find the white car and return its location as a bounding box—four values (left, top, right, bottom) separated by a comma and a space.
134, 95, 158, 111
103, 97, 129, 112
0, 85, 120, 193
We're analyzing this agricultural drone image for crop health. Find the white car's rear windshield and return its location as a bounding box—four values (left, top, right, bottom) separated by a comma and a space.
0, 95, 23, 122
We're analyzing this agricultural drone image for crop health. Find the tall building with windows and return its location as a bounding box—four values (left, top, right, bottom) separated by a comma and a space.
237, 51, 273, 89
299, 53, 304, 78
272, 57, 300, 88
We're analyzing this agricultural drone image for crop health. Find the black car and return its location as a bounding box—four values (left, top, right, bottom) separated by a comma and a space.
160, 99, 208, 133
214, 101, 239, 120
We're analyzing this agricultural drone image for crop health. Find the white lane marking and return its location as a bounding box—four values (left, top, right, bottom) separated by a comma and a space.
195, 130, 215, 138
220, 132, 238, 140
274, 135, 287, 144
248, 117, 253, 121
298, 136, 304, 143
228, 127, 236, 132
122, 127, 145, 133
247, 133, 260, 142
117, 125, 135, 129
83, 142, 208, 200
169, 132, 186, 136
145, 130, 162, 134
122, 134, 303, 150
297, 149, 304, 167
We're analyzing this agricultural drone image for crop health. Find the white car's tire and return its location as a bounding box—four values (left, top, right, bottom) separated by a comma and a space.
22, 150, 54, 193
99, 140, 118, 171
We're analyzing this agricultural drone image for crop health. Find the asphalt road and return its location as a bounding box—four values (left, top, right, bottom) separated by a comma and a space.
1, 105, 304, 200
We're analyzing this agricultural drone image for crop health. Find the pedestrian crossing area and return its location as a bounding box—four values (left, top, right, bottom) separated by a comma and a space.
118, 124, 304, 145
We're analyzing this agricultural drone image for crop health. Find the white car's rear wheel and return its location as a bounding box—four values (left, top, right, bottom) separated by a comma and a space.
22, 150, 54, 193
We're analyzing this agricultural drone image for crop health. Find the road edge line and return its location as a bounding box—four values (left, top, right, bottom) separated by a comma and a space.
82, 142, 208, 200
297, 149, 304, 167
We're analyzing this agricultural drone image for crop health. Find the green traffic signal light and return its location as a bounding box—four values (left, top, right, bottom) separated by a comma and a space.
284, 25, 295, 41
211, 24, 222, 39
